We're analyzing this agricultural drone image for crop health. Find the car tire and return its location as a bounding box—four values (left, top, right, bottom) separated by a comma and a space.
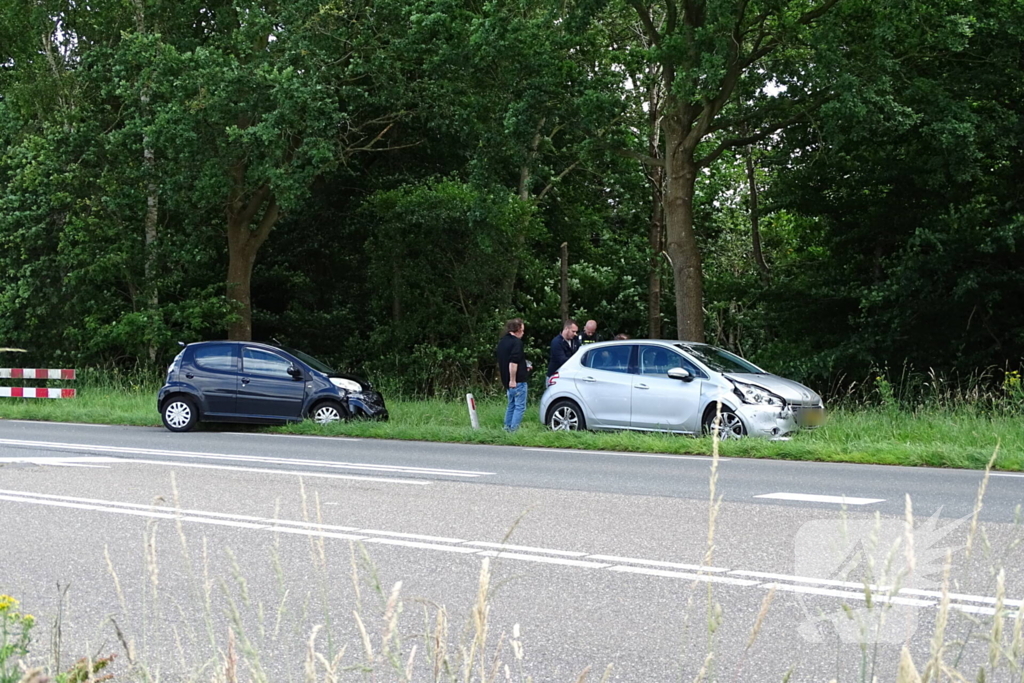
547, 399, 586, 431
702, 404, 746, 440
311, 400, 346, 425
162, 396, 199, 432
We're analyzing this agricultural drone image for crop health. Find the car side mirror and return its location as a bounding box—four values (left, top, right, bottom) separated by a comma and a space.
287, 365, 303, 380
667, 367, 693, 382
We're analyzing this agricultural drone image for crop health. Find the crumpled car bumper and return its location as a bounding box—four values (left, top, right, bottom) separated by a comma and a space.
736, 404, 802, 437
346, 390, 389, 421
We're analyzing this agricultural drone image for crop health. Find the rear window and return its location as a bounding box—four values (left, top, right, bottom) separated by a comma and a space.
192, 344, 236, 371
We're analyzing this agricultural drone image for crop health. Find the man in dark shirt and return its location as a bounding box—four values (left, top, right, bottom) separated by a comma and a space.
496, 318, 529, 431
547, 319, 578, 377
578, 319, 600, 346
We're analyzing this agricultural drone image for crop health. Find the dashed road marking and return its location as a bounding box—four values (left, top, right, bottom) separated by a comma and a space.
755, 492, 884, 505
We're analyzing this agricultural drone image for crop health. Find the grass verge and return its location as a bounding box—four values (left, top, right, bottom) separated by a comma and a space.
0, 386, 1021, 471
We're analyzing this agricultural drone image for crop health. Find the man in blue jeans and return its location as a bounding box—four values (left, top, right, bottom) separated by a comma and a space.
495, 318, 529, 431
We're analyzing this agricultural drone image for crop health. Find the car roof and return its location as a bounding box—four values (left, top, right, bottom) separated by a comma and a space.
187, 340, 285, 352
581, 339, 707, 348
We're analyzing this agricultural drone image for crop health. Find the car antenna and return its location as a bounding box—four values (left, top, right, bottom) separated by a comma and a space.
271, 337, 283, 346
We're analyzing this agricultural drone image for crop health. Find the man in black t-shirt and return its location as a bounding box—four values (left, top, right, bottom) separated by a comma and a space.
496, 318, 529, 431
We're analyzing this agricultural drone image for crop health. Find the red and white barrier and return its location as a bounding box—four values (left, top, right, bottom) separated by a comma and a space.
0, 368, 77, 399
0, 368, 76, 380
0, 387, 76, 399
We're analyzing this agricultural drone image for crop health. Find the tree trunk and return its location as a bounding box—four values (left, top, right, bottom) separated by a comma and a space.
646, 72, 664, 340
559, 242, 569, 324
662, 125, 705, 343
226, 194, 278, 340
648, 177, 663, 339
745, 145, 770, 285
392, 259, 402, 324
143, 123, 159, 362
135, 1, 160, 363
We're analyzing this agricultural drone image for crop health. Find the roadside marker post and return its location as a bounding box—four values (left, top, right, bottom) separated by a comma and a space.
0, 368, 77, 399
466, 393, 480, 430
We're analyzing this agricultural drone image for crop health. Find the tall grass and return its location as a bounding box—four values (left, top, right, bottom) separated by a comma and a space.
4, 444, 1022, 682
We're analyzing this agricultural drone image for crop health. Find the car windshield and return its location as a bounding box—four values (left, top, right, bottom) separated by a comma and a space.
282, 347, 335, 374
675, 343, 763, 374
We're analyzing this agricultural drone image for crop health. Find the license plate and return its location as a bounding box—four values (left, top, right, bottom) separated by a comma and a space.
796, 407, 826, 427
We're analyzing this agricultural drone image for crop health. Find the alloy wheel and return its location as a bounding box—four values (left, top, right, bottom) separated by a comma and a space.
710, 411, 745, 439
550, 405, 580, 431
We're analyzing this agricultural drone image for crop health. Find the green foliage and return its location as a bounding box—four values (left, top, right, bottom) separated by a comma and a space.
362, 179, 537, 393
0, 595, 34, 683
0, 0, 1022, 399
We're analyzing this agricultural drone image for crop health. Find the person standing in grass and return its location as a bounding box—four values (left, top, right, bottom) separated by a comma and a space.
496, 318, 529, 432
547, 319, 578, 378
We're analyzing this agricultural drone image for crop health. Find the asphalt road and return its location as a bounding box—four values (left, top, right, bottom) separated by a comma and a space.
1, 419, 1021, 682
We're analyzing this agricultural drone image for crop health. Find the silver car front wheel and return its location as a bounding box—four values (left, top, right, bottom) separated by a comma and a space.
313, 403, 343, 424
704, 408, 746, 440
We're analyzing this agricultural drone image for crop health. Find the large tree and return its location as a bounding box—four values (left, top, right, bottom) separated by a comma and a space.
618, 0, 904, 341
147, 0, 412, 340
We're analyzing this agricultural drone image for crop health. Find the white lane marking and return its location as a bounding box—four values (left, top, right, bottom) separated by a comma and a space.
233, 433, 361, 442
6, 455, 413, 482
2, 489, 1020, 617
991, 473, 1024, 478
359, 529, 465, 544
0, 489, 416, 535
0, 438, 491, 478
365, 538, 482, 554
755, 492, 885, 505
0, 493, 242, 526
761, 583, 935, 607
587, 555, 729, 573
464, 541, 588, 557
476, 551, 610, 568
729, 570, 888, 591
949, 604, 1020, 618
0, 456, 121, 465
265, 526, 365, 541
609, 566, 760, 587
899, 588, 1024, 608
99, 459, 431, 485
1, 420, 110, 427
523, 448, 720, 461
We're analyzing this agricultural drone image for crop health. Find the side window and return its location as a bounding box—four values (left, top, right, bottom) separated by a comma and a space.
242, 348, 293, 378
587, 345, 632, 374
638, 346, 680, 376
639, 346, 706, 378
192, 344, 236, 372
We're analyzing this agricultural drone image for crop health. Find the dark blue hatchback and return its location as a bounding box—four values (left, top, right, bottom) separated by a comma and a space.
157, 341, 388, 432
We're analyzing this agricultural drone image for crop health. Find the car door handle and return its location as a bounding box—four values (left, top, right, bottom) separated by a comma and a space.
185, 373, 194, 379
634, 383, 649, 390
241, 378, 250, 385
581, 376, 596, 383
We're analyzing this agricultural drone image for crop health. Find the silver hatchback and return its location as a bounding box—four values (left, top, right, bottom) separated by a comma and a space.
538, 340, 824, 439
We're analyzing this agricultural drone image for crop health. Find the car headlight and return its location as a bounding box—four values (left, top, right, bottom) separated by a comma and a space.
330, 377, 362, 393
732, 381, 785, 407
